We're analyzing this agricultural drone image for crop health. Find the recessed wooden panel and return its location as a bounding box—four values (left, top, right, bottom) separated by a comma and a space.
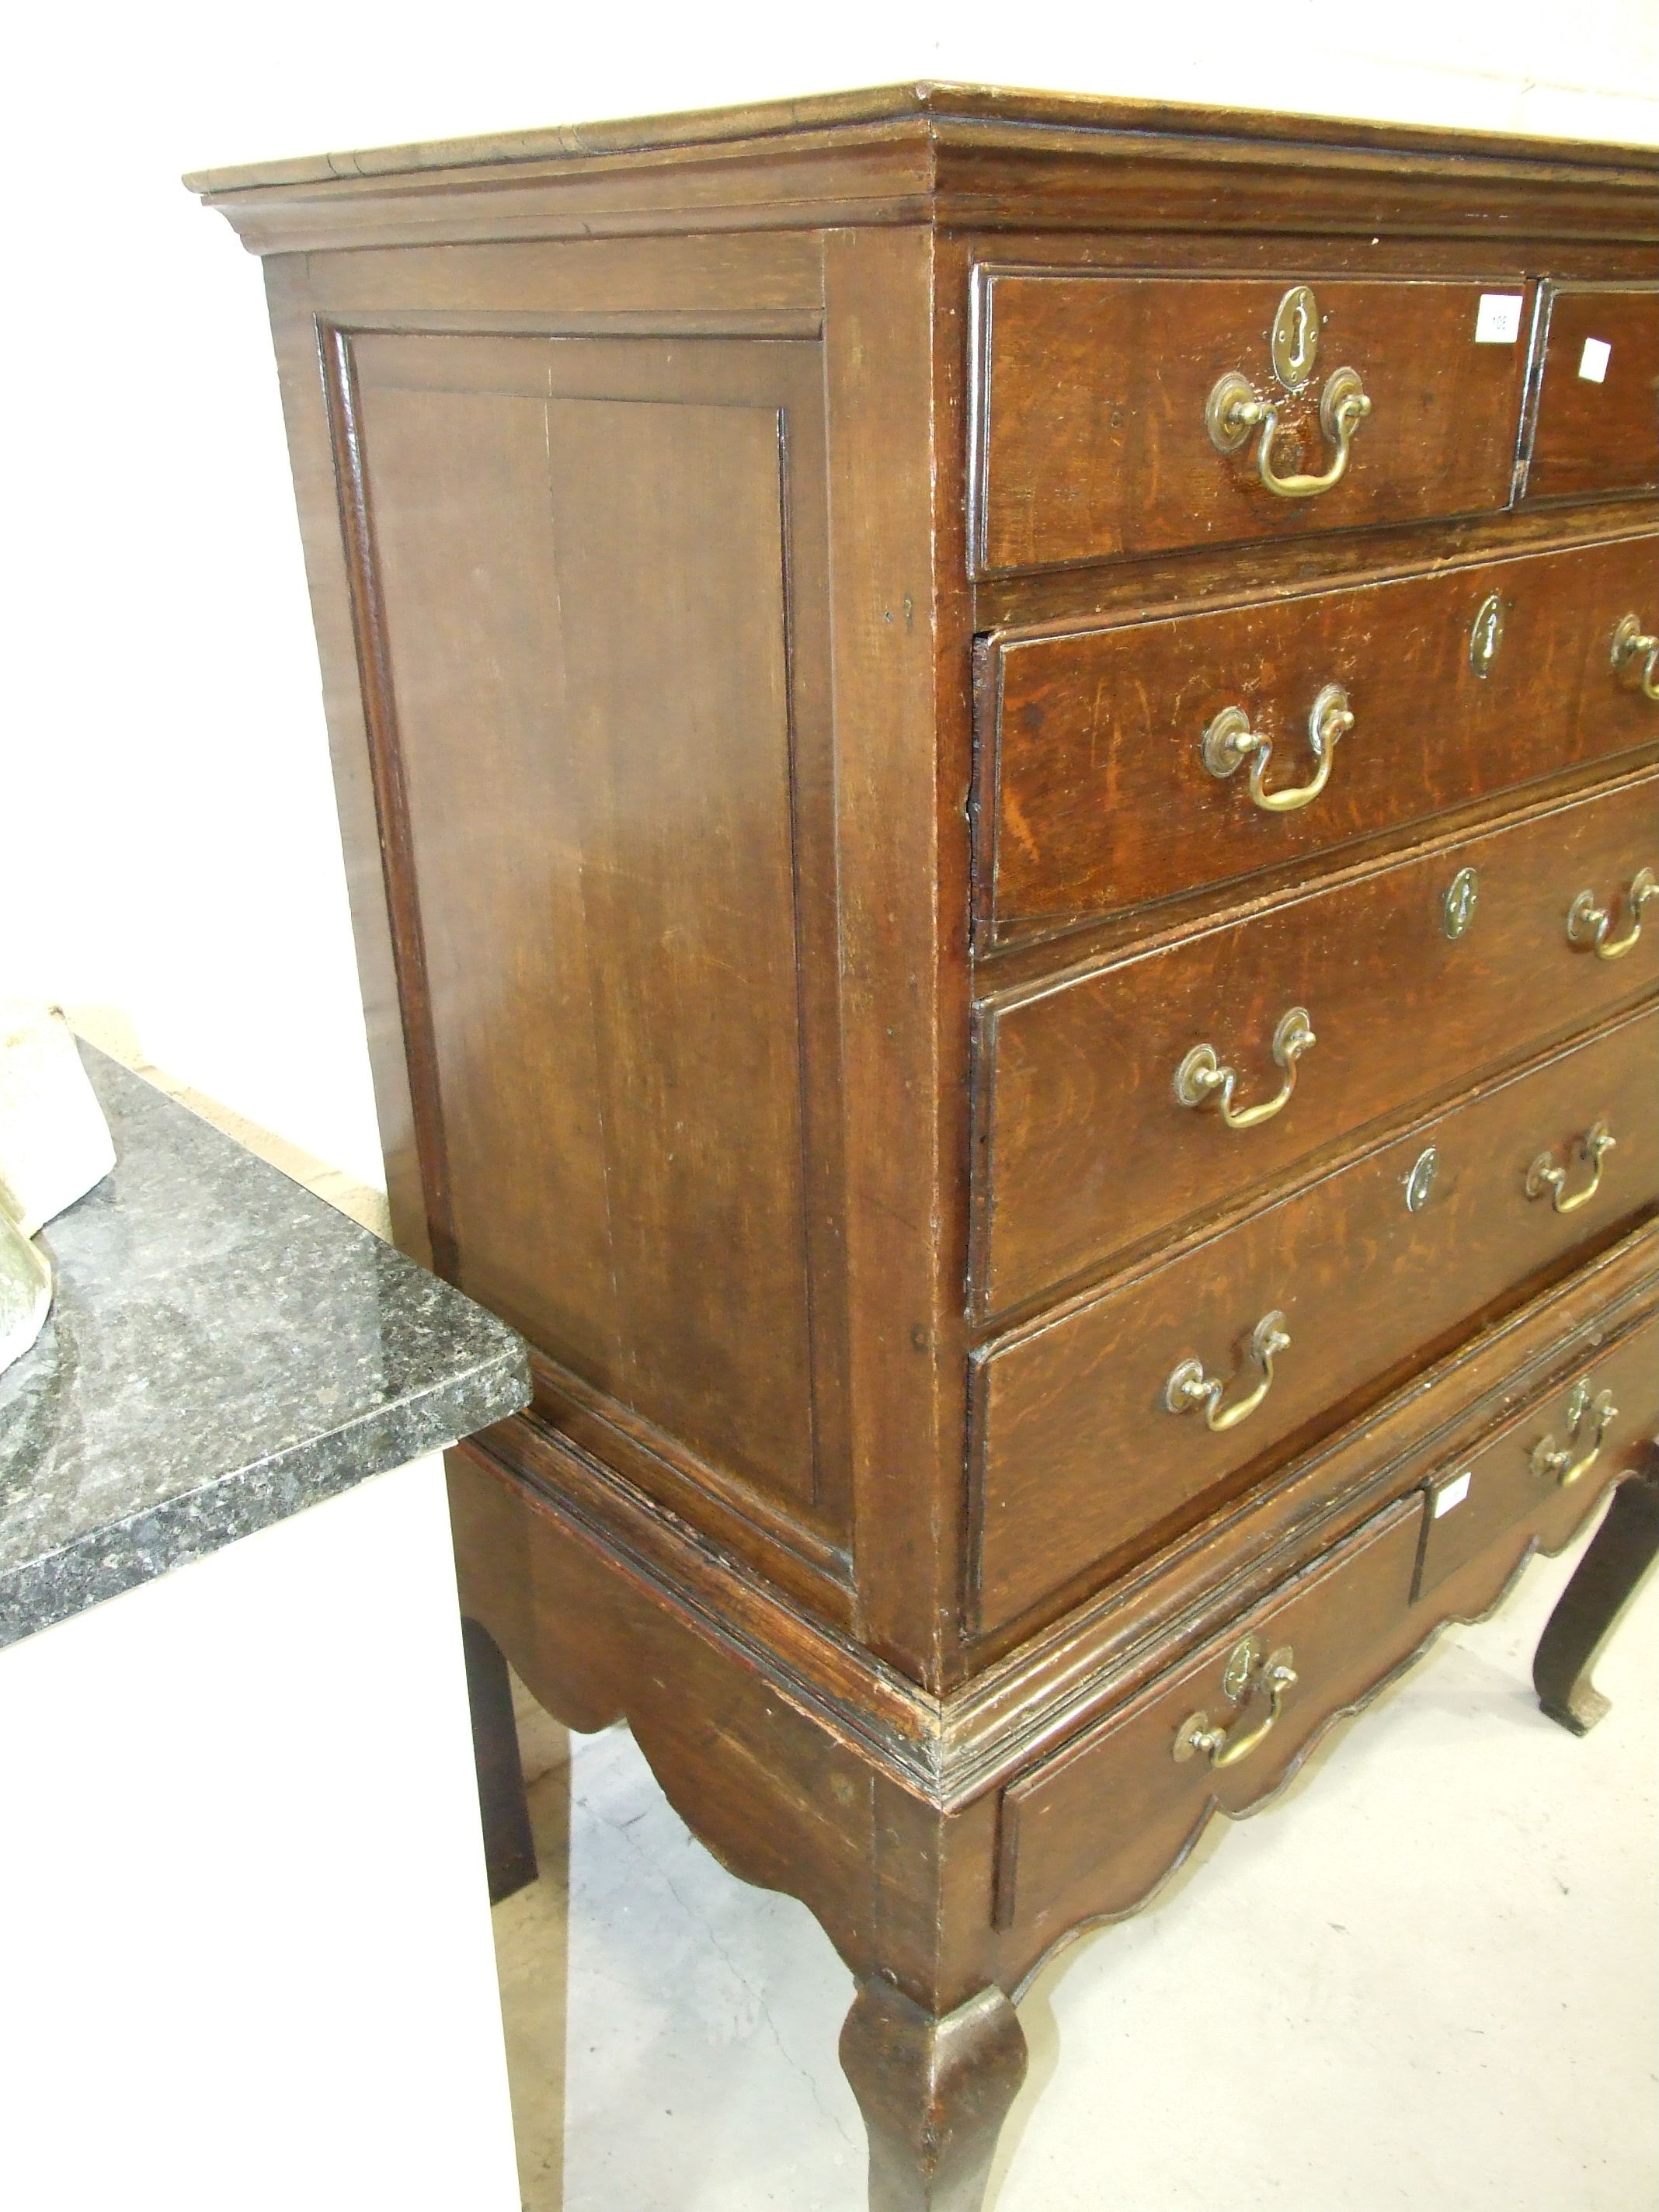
973, 1008, 1659, 1636
978, 536, 1659, 942
975, 774, 1659, 1318
1523, 283, 1659, 502
339, 332, 845, 1525
972, 273, 1532, 576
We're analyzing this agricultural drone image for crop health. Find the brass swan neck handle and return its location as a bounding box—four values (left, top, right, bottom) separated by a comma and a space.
1525, 1120, 1615, 1216
1164, 1310, 1291, 1434
1567, 867, 1658, 961
1206, 364, 1372, 499
1202, 685, 1354, 814
1175, 1007, 1316, 1131
1173, 1635, 1299, 1769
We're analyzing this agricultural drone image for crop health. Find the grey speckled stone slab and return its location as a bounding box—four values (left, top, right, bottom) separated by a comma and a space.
0, 1047, 529, 1648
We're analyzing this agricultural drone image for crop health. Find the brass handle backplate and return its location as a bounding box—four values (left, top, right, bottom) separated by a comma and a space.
1525, 1120, 1615, 1215
1202, 683, 1355, 812
1175, 1007, 1316, 1129
1206, 362, 1372, 499
1173, 1634, 1299, 1769
1529, 1379, 1619, 1487
1612, 613, 1659, 701
1165, 1311, 1290, 1434
1567, 867, 1658, 961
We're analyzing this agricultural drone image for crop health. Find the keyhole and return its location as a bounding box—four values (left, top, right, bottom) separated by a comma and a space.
1469, 593, 1505, 678
1442, 866, 1480, 941
1289, 297, 1312, 377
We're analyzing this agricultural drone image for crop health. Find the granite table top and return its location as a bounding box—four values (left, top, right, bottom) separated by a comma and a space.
0, 1047, 530, 1649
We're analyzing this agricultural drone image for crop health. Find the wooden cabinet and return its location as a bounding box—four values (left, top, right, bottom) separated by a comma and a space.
193, 83, 1659, 2212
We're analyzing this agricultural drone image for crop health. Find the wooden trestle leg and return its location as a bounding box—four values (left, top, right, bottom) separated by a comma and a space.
1534, 1442, 1659, 1737
839, 1977, 1029, 2212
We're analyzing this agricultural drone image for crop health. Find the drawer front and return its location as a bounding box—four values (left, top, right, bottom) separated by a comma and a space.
1522, 283, 1659, 503
1415, 1313, 1659, 1598
972, 273, 1531, 576
976, 774, 1659, 1316
979, 536, 1658, 939
974, 1007, 1658, 1633
995, 1494, 1424, 1939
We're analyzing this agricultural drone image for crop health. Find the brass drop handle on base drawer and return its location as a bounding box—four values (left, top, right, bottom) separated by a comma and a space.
1175, 1007, 1315, 1129
1165, 1311, 1290, 1433
1612, 614, 1659, 701
1206, 364, 1373, 498
1525, 1120, 1615, 1215
1529, 1378, 1619, 1488
1202, 684, 1354, 812
1173, 1634, 1299, 1769
1567, 868, 1658, 960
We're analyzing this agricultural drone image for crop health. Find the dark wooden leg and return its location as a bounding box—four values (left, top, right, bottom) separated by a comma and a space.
840, 1977, 1028, 2212
461, 1614, 538, 1901
1535, 1445, 1659, 1737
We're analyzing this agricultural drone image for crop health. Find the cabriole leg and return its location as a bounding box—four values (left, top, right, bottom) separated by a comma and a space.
839, 1977, 1028, 2212
1535, 1445, 1659, 1736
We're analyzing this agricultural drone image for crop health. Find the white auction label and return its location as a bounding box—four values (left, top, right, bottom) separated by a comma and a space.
1433, 1470, 1473, 1518
1578, 336, 1612, 383
1474, 293, 1524, 343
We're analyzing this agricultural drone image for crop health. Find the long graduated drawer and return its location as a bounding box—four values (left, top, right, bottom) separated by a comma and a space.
975, 772, 1659, 1317
976, 535, 1659, 942
972, 1005, 1658, 1634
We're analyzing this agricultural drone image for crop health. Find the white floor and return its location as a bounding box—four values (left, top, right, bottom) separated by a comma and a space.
496, 1518, 1658, 2212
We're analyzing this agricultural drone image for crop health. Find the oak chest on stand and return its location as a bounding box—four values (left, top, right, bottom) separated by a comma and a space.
193, 85, 1659, 2210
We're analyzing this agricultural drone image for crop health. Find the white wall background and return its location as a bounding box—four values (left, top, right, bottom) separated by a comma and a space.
5, 2, 1657, 1189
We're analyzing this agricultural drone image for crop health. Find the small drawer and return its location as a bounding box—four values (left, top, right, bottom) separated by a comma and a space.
974, 771, 1659, 1318
976, 535, 1659, 942
1522, 283, 1659, 504
972, 1007, 1658, 1636
1415, 1314, 1659, 1598
994, 1494, 1424, 1940
971, 271, 1532, 576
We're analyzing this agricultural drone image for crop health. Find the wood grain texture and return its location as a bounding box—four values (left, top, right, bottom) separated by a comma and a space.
972, 273, 1533, 576
979, 536, 1659, 942
974, 1007, 1659, 1635
206, 96, 1659, 2212
1523, 283, 1659, 501
336, 329, 850, 1532
840, 1978, 1028, 2212
995, 1494, 1423, 1935
183, 81, 1659, 197
1414, 1316, 1659, 1599
976, 772, 1659, 1315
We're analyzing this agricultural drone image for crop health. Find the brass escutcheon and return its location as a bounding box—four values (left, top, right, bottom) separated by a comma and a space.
1271, 285, 1321, 389
1567, 866, 1658, 961
1403, 1146, 1439, 1213
1529, 1378, 1619, 1487
1442, 866, 1480, 941
1469, 594, 1506, 679
1172, 1634, 1299, 1769
1525, 1120, 1615, 1215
